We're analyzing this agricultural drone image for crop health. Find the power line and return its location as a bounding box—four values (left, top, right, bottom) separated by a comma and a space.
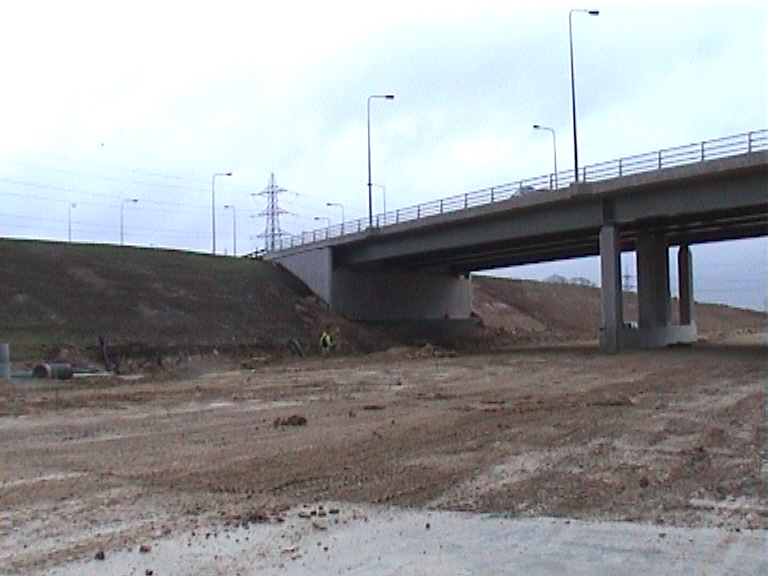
1, 151, 255, 193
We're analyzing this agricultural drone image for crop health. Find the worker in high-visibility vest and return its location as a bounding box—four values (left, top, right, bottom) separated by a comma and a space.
320, 330, 333, 355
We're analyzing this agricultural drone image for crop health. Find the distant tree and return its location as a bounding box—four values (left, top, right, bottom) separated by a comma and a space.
543, 274, 595, 287
544, 274, 568, 285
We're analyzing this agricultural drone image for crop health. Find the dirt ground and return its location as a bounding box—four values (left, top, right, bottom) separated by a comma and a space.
1, 335, 765, 574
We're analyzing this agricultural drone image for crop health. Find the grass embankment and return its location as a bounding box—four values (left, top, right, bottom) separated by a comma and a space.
0, 239, 313, 361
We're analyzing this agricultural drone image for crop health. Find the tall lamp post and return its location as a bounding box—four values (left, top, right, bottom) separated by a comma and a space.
68, 203, 76, 243
569, 8, 599, 183
212, 171, 232, 255
373, 184, 387, 225
314, 216, 331, 240
224, 204, 237, 256
120, 198, 138, 246
326, 202, 345, 233
533, 125, 558, 190
367, 94, 394, 229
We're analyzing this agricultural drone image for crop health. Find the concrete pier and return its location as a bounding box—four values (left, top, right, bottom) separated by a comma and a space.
598, 224, 623, 352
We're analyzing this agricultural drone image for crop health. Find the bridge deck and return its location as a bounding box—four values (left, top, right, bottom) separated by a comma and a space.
270, 150, 767, 274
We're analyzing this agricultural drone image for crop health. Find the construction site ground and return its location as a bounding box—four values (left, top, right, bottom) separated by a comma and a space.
0, 241, 765, 574
1, 332, 765, 574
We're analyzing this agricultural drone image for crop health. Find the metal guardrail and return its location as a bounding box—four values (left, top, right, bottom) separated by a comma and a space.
274, 129, 768, 251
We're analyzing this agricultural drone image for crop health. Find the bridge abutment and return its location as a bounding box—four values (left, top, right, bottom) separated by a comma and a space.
332, 269, 472, 321
272, 247, 472, 322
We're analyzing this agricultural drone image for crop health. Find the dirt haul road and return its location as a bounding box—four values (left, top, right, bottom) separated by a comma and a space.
0, 341, 765, 573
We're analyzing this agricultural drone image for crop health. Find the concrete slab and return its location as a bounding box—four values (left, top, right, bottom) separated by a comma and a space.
34, 504, 766, 576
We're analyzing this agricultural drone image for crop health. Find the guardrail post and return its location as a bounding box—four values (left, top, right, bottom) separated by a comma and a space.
464, 194, 468, 209
618, 158, 623, 177
491, 187, 495, 203
658, 150, 662, 169
701, 141, 705, 162
748, 131, 753, 153
440, 199, 444, 214
417, 205, 421, 219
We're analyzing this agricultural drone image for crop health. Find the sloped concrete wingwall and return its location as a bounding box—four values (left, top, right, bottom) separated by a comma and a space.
274, 248, 333, 304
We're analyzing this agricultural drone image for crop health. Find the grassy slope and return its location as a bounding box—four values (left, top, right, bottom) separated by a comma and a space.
0, 239, 315, 360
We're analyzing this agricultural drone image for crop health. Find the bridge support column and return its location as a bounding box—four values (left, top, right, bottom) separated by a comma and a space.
630, 231, 697, 348
598, 229, 698, 351
678, 244, 695, 327
598, 223, 623, 352
637, 231, 670, 330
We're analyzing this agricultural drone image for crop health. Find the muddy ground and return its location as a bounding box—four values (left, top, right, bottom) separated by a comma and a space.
1, 335, 765, 573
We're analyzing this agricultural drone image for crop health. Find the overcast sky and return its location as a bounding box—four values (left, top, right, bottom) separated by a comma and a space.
0, 1, 766, 310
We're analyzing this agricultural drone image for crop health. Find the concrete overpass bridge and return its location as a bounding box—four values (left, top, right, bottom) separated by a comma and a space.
266, 130, 768, 350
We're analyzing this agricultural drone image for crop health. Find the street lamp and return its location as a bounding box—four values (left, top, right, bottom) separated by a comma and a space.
68, 203, 76, 243
326, 202, 345, 233
367, 94, 394, 229
314, 216, 331, 240
326, 202, 345, 223
533, 125, 558, 190
569, 8, 599, 183
373, 184, 387, 225
224, 204, 237, 256
120, 198, 138, 246
212, 171, 232, 255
